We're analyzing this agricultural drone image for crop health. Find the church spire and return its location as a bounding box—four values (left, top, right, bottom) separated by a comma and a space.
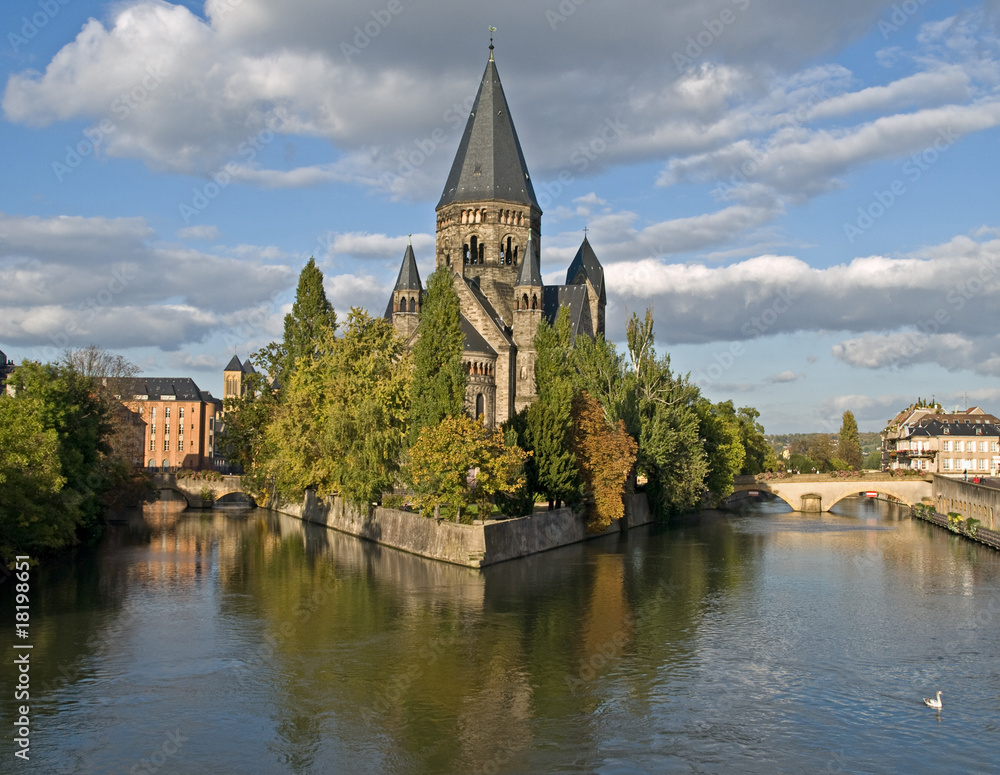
515, 232, 542, 288
436, 48, 539, 210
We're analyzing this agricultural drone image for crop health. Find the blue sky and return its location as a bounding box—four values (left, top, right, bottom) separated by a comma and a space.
2, 0, 1000, 433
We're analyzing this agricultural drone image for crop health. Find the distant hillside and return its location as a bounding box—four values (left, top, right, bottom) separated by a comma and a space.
767, 432, 881, 456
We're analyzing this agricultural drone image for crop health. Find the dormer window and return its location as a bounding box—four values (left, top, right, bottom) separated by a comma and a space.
944, 427, 950, 434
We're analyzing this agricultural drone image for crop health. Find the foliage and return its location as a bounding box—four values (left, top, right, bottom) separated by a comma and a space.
199, 487, 215, 504
863, 449, 883, 470
265, 309, 411, 508
0, 361, 117, 558
408, 267, 466, 445
838, 410, 863, 470
736, 406, 777, 475
527, 307, 581, 508
695, 399, 745, 506
405, 415, 529, 521
625, 310, 708, 518
280, 257, 338, 390
61, 346, 153, 506
0, 395, 67, 558
219, 363, 279, 493
570, 391, 637, 532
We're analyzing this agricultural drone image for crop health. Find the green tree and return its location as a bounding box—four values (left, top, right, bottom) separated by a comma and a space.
280, 257, 337, 389
265, 309, 410, 508
61, 346, 153, 509
526, 307, 581, 509
736, 406, 776, 475
219, 359, 280, 494
695, 399, 745, 505
0, 396, 67, 558
408, 268, 466, 445
406, 415, 528, 521
1, 361, 113, 555
838, 410, 863, 470
626, 310, 708, 518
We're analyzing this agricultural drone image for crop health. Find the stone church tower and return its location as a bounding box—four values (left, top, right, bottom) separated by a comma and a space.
386, 45, 606, 427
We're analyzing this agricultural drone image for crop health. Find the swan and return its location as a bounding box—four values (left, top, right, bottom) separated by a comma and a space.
923, 691, 943, 709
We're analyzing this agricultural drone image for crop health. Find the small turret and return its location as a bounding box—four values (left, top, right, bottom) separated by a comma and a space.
388, 237, 423, 340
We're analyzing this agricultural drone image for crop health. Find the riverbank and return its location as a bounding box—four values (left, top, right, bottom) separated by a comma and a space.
272, 491, 654, 568
911, 504, 1000, 551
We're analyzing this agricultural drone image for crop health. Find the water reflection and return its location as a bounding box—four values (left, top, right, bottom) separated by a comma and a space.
2, 497, 999, 774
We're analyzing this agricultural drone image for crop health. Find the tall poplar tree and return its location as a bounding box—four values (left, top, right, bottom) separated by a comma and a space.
408, 268, 466, 445
527, 306, 581, 509
838, 410, 863, 470
280, 257, 337, 389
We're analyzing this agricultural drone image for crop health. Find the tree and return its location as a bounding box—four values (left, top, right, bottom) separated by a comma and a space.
265, 309, 411, 508
570, 391, 637, 532
219, 356, 279, 493
695, 399, 745, 506
280, 257, 337, 389
408, 268, 466, 445
1, 361, 114, 555
61, 346, 151, 508
736, 406, 777, 475
406, 415, 528, 521
526, 307, 581, 509
626, 310, 708, 518
0, 395, 67, 558
838, 410, 863, 470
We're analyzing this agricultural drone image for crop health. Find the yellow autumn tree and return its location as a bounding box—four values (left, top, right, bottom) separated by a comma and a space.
571, 391, 638, 533
405, 415, 529, 522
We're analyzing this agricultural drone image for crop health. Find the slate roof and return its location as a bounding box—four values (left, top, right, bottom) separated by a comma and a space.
515, 233, 542, 288
393, 241, 423, 292
565, 236, 605, 299
543, 285, 590, 341
910, 420, 1000, 437
459, 274, 512, 340
461, 314, 497, 356
436, 55, 539, 210
224, 354, 243, 372
116, 377, 206, 401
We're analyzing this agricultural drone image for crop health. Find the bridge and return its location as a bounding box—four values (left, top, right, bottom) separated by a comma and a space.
730, 473, 933, 512
153, 473, 254, 509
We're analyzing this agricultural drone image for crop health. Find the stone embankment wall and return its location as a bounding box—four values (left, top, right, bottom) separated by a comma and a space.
934, 475, 999, 530
273, 491, 653, 568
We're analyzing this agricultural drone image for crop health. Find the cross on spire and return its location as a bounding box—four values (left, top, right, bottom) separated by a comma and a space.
489, 26, 496, 59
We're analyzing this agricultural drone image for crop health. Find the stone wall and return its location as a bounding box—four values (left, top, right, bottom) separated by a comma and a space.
272, 491, 654, 568
933, 475, 1000, 530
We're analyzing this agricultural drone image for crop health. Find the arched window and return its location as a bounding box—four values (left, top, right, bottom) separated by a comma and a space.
522, 294, 529, 309
409, 296, 416, 312
476, 393, 484, 420
531, 294, 538, 310
463, 243, 470, 264
148, 458, 155, 469
399, 297, 406, 313
470, 236, 479, 265
162, 459, 169, 471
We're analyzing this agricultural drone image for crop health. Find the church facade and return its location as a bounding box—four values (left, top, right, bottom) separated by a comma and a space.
385, 48, 606, 428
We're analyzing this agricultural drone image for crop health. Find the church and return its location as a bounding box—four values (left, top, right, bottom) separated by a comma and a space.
384, 45, 606, 428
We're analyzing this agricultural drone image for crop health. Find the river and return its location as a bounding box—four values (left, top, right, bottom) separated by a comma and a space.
2, 495, 1000, 774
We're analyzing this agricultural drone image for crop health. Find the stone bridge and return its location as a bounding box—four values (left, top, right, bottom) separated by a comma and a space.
153, 473, 254, 509
730, 474, 933, 512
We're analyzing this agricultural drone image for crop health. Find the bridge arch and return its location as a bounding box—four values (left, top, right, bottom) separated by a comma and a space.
730, 475, 932, 513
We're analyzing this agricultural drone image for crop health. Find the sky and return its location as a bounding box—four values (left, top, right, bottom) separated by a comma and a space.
2, 0, 1000, 433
